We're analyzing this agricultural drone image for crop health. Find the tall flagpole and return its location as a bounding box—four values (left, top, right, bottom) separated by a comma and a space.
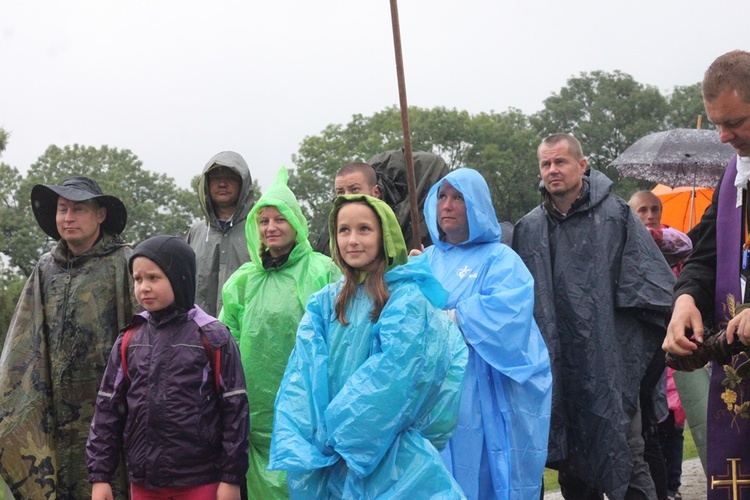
388, 0, 421, 250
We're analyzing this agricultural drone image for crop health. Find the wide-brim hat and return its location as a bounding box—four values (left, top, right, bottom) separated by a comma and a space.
31, 176, 128, 240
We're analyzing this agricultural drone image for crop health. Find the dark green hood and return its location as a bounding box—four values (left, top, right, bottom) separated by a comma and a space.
329, 195, 407, 273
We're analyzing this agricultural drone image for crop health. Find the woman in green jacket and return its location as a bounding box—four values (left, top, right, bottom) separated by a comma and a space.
220, 167, 340, 498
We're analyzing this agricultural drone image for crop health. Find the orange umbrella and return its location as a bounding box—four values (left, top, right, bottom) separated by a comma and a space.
651, 184, 714, 233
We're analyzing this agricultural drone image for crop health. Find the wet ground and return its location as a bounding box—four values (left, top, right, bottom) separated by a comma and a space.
544, 458, 706, 499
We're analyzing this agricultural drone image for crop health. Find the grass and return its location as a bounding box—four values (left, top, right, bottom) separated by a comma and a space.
543, 425, 698, 492
0, 428, 700, 498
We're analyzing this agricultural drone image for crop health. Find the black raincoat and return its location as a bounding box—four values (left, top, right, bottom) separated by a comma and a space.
513, 169, 675, 499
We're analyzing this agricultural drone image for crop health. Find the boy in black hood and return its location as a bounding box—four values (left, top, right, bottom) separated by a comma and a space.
86, 236, 249, 500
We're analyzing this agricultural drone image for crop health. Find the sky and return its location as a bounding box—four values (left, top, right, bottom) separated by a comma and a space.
2, 1, 749, 192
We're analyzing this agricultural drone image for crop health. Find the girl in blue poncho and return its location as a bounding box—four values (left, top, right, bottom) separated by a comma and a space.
269, 195, 468, 498
423, 168, 553, 500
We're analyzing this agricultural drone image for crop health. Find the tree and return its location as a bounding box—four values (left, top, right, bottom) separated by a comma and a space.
289, 106, 542, 240
531, 70, 669, 197
0, 127, 8, 155
1, 144, 201, 277
666, 83, 708, 129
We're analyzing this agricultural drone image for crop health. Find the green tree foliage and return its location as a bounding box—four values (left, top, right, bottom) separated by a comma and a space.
531, 70, 671, 197
288, 106, 543, 240
0, 266, 25, 348
666, 83, 708, 129
2, 144, 201, 277
0, 128, 8, 155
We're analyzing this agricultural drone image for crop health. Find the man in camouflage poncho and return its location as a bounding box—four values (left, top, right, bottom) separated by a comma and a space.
0, 177, 136, 499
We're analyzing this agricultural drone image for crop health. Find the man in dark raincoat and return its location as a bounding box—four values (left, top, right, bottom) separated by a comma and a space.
0, 177, 136, 499
513, 134, 675, 500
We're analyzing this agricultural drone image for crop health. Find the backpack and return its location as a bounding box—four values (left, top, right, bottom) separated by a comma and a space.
120, 325, 222, 393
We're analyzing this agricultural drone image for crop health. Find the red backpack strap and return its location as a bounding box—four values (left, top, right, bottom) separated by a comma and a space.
199, 332, 222, 394
120, 325, 140, 387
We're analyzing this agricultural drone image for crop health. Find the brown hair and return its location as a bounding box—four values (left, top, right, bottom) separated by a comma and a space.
702, 50, 750, 103
331, 199, 389, 325
538, 133, 585, 161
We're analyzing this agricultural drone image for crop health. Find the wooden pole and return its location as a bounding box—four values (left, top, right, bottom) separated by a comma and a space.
388, 0, 421, 250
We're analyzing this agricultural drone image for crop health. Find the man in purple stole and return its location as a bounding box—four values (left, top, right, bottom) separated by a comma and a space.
664, 50, 750, 499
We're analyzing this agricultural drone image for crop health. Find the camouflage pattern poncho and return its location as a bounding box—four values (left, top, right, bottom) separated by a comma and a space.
0, 233, 136, 499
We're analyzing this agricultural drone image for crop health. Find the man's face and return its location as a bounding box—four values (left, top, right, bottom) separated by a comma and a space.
208, 167, 242, 210
538, 142, 587, 198
629, 193, 662, 229
334, 171, 380, 198
55, 197, 106, 254
705, 89, 750, 157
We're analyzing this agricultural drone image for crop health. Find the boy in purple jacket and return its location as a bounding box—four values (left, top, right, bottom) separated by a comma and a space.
86, 236, 249, 500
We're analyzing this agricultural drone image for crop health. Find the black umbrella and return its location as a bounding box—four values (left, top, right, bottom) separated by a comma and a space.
609, 128, 735, 188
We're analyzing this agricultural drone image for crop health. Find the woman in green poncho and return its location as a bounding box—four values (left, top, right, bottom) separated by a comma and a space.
220, 167, 340, 498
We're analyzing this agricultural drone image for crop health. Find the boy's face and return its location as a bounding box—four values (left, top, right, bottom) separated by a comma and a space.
132, 257, 175, 312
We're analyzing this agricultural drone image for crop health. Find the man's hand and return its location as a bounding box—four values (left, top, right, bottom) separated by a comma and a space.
408, 244, 424, 257
726, 307, 750, 346
663, 294, 704, 355
91, 482, 113, 500
217, 482, 241, 500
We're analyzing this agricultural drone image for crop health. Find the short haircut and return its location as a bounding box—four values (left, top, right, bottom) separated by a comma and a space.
702, 50, 750, 103
538, 133, 585, 161
335, 162, 378, 188
628, 190, 662, 209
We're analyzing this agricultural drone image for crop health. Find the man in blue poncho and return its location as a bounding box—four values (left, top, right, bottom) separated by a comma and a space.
513, 134, 675, 500
422, 168, 553, 499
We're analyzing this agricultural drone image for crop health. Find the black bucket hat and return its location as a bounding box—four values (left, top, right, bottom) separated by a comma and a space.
31, 176, 128, 240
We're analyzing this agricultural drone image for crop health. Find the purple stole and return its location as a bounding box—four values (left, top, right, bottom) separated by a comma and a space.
711, 155, 750, 498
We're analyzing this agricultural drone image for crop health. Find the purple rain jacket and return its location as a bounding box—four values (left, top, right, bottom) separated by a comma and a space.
86, 307, 249, 489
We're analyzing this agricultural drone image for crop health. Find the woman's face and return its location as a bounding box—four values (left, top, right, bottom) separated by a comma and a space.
336, 202, 383, 272
437, 181, 469, 244
258, 206, 297, 258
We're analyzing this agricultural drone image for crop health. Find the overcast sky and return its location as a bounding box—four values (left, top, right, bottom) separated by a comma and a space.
2, 1, 748, 191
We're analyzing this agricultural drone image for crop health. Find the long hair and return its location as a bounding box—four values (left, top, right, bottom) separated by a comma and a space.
331, 200, 389, 325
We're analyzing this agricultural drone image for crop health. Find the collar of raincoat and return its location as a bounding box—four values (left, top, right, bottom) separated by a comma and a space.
329, 194, 408, 276
424, 168, 503, 250
244, 167, 312, 271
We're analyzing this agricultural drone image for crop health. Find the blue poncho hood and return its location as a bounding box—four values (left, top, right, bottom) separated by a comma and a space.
425, 168, 502, 248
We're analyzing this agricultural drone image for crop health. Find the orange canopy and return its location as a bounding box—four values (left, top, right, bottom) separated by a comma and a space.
651, 184, 714, 233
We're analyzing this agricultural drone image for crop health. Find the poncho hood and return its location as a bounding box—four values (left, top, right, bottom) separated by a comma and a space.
129, 235, 196, 311
198, 151, 254, 228
329, 195, 408, 273
245, 167, 311, 271
424, 168, 502, 249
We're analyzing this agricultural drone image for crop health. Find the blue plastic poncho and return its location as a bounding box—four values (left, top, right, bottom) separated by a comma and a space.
220, 167, 340, 498
423, 168, 552, 500
269, 195, 468, 499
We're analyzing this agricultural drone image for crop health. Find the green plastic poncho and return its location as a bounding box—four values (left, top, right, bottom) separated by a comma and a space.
268, 195, 468, 498
0, 233, 136, 499
220, 167, 340, 499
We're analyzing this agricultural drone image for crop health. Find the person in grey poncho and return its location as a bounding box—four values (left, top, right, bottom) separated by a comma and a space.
0, 176, 136, 499
513, 134, 675, 500
187, 151, 255, 316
